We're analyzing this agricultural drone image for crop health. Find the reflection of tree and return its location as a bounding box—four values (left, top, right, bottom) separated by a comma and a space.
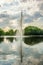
0, 37, 16, 43
0, 37, 4, 43
6, 37, 14, 42
38, 61, 43, 65
24, 37, 43, 45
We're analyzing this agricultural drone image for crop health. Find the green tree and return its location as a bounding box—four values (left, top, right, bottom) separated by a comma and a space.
5, 29, 17, 36
24, 26, 42, 35
0, 28, 5, 36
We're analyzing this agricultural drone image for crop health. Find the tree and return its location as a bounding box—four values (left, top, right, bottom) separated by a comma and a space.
0, 28, 5, 36
5, 29, 17, 35
24, 26, 42, 35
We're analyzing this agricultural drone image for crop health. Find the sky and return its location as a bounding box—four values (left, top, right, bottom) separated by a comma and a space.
0, 0, 43, 30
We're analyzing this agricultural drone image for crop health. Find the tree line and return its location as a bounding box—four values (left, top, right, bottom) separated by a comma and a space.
0, 29, 17, 36
0, 26, 43, 36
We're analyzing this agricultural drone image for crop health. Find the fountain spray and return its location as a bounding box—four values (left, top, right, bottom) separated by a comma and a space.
18, 11, 23, 63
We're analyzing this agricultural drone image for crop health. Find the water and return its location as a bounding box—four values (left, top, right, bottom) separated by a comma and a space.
23, 37, 43, 65
0, 37, 43, 65
0, 37, 21, 65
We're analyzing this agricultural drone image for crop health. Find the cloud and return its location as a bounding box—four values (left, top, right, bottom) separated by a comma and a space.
0, 19, 9, 28
0, 10, 43, 29
0, 19, 3, 22
0, 0, 39, 14
0, 0, 43, 29
24, 17, 43, 29
0, 0, 13, 5
24, 11, 43, 24
9, 19, 18, 28
4, 0, 13, 3
21, 0, 27, 2
32, 11, 43, 19
0, 12, 20, 20
40, 3, 43, 10
0, 13, 9, 18
39, 3, 43, 15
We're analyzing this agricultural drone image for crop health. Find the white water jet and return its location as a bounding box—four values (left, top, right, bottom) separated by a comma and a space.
17, 11, 23, 64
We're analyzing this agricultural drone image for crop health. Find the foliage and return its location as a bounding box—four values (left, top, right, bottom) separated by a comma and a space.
0, 26, 43, 36
24, 26, 43, 35
0, 28, 5, 36
5, 29, 17, 36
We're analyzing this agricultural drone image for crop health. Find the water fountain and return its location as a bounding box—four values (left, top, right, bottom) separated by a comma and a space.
0, 11, 23, 65
18, 11, 23, 63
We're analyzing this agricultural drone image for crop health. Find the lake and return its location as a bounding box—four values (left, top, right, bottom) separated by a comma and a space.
0, 37, 43, 65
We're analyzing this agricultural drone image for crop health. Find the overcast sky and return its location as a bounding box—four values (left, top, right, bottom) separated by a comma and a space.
0, 0, 43, 30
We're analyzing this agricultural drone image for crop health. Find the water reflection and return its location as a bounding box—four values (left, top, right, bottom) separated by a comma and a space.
22, 37, 43, 65
0, 37, 43, 65
24, 37, 43, 45
0, 37, 43, 45
6, 37, 14, 43
0, 37, 4, 43
0, 37, 20, 65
